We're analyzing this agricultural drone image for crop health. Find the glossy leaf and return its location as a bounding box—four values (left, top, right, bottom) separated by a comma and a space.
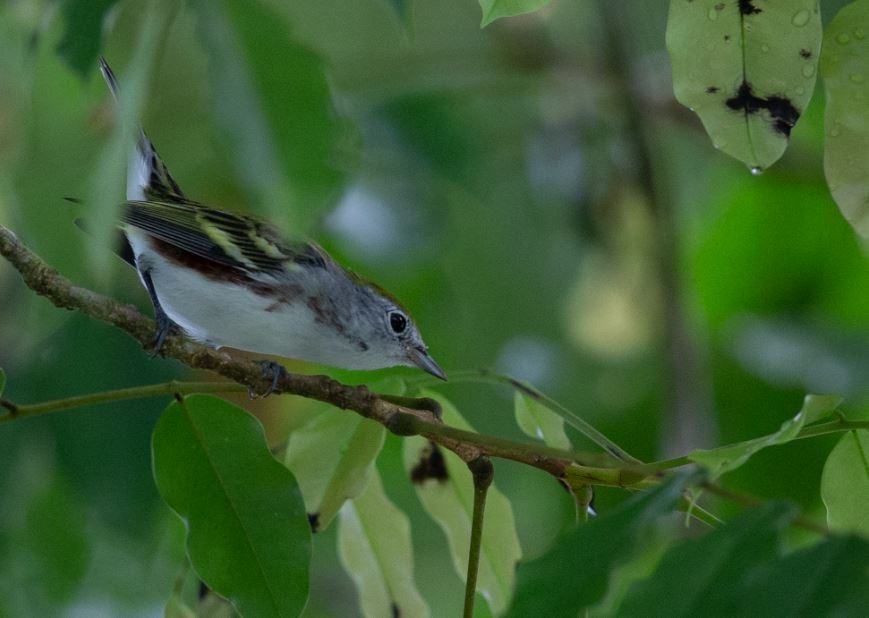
403, 391, 522, 615
479, 0, 552, 27
284, 405, 386, 532
506, 472, 698, 617
689, 394, 841, 477
194, 0, 346, 231
338, 471, 430, 618
821, 0, 869, 237
55, 0, 119, 76
667, 0, 821, 171
152, 395, 310, 618
513, 391, 571, 450
821, 430, 869, 537
618, 503, 795, 616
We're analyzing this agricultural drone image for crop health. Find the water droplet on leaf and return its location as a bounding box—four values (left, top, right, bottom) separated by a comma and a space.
855, 28, 866, 40
837, 33, 852, 45
761, 44, 770, 53
850, 73, 865, 83
750, 166, 763, 176
792, 10, 810, 26
707, 7, 719, 21
802, 64, 816, 78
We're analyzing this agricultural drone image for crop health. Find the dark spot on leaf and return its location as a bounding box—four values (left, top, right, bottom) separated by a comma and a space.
800, 48, 812, 59
198, 581, 209, 600
714, 2, 725, 11
706, 86, 720, 94
392, 603, 400, 618
410, 442, 448, 484
725, 81, 800, 137
724, 34, 731, 41
308, 512, 320, 533
358, 341, 369, 352
738, 0, 761, 15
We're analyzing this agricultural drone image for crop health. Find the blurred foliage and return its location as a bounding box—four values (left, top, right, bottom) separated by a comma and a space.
1, 0, 869, 615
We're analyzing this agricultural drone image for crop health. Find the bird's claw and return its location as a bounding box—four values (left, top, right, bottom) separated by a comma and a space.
249, 360, 288, 399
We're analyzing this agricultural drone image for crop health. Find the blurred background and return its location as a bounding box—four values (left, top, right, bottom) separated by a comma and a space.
1, 0, 868, 615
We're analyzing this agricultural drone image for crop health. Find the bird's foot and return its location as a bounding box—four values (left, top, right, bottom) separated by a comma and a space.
249, 360, 288, 399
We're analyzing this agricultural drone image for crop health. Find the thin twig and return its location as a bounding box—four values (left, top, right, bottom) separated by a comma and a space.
463, 457, 494, 618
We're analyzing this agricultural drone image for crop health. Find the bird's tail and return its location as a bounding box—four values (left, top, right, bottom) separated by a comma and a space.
98, 56, 185, 203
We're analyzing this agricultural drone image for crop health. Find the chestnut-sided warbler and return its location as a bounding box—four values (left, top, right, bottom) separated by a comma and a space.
97, 58, 446, 383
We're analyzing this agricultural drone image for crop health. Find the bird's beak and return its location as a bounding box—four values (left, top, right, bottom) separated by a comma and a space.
409, 347, 448, 381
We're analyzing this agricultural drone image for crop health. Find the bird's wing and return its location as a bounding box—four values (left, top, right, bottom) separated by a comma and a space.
123, 199, 330, 274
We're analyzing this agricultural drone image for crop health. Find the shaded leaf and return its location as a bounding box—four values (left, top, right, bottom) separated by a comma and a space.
618, 503, 795, 616
55, 0, 119, 77
479, 0, 552, 27
193, 0, 347, 231
153, 395, 310, 618
338, 471, 430, 618
513, 391, 571, 450
689, 394, 841, 477
284, 405, 386, 532
403, 391, 522, 615
821, 429, 869, 537
667, 0, 821, 171
506, 472, 698, 617
821, 0, 869, 237
739, 533, 869, 615
0, 367, 5, 396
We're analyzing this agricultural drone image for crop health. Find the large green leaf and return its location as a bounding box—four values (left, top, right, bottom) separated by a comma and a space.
739, 533, 869, 614
152, 395, 310, 618
513, 391, 571, 450
689, 394, 841, 477
821, 430, 869, 537
821, 0, 869, 237
667, 0, 821, 171
618, 503, 795, 616
402, 391, 522, 615
338, 470, 430, 618
193, 0, 347, 231
55, 0, 119, 77
284, 405, 386, 532
506, 472, 698, 617
478, 0, 553, 27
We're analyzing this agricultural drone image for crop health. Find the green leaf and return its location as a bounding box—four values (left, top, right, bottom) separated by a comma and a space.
513, 391, 571, 450
193, 0, 347, 231
0, 367, 5, 397
821, 0, 869, 237
821, 430, 869, 537
738, 533, 869, 614
506, 472, 698, 617
689, 394, 841, 477
479, 0, 552, 27
667, 0, 821, 172
55, 0, 119, 77
618, 503, 796, 616
337, 471, 430, 618
284, 405, 386, 532
402, 391, 522, 615
165, 593, 198, 618
152, 395, 310, 618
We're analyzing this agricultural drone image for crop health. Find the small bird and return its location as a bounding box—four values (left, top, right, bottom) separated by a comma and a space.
96, 57, 446, 387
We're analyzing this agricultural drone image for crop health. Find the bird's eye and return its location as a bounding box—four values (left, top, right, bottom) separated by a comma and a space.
388, 311, 408, 334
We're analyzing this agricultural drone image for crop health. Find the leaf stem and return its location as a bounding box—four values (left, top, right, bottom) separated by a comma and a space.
463, 457, 494, 618
0, 381, 246, 423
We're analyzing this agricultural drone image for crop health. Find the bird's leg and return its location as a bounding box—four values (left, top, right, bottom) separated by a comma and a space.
250, 360, 289, 399
141, 269, 177, 356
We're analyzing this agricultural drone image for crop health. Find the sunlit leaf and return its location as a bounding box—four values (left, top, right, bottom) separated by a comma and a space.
403, 391, 522, 615
284, 405, 386, 532
193, 0, 347, 231
667, 0, 821, 171
821, 429, 869, 537
618, 503, 795, 615
479, 0, 552, 27
513, 391, 571, 450
55, 0, 119, 77
507, 472, 698, 617
821, 0, 869, 237
152, 395, 310, 618
338, 471, 430, 618
689, 394, 841, 477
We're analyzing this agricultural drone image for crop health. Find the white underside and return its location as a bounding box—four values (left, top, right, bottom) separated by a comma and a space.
126, 231, 403, 370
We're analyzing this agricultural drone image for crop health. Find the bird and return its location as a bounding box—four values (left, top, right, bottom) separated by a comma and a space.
95, 57, 446, 390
